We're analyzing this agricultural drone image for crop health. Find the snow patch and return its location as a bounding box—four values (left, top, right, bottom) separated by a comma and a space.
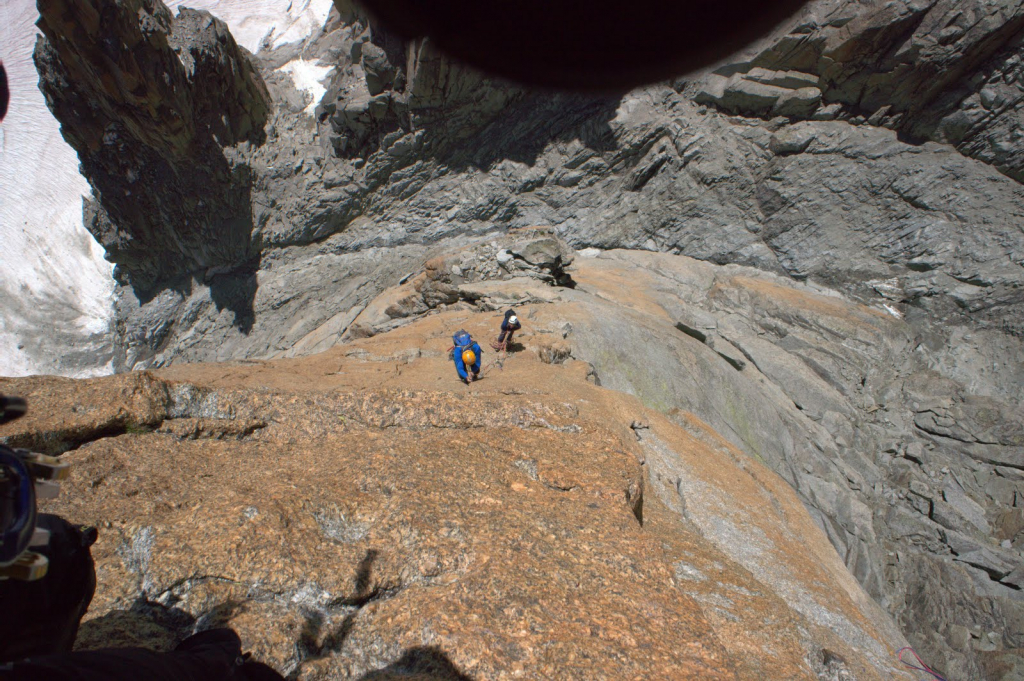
277, 59, 333, 114
166, 0, 335, 52
882, 303, 903, 319
1, 1, 115, 378
0, 331, 33, 377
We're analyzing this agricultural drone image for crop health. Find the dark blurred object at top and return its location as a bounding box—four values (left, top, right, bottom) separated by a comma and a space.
356, 0, 810, 90
0, 62, 8, 122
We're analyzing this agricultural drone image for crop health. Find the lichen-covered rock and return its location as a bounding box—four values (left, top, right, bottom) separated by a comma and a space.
179, 239, 1023, 680
535, 338, 572, 364
0, 310, 915, 679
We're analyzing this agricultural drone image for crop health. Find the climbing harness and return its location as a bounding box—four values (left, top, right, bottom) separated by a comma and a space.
897, 646, 947, 681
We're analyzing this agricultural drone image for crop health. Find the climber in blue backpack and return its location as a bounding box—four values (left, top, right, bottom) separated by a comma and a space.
451, 329, 482, 384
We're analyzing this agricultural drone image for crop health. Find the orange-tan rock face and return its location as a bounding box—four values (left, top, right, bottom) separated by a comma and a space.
1, 310, 913, 679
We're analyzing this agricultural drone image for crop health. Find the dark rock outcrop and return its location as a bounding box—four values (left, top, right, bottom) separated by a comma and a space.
34, 0, 270, 296
315, 5, 522, 163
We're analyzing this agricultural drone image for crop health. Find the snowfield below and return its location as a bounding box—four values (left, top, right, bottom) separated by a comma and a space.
0, 0, 332, 377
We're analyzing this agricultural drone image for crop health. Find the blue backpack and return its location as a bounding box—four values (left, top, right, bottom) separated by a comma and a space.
449, 330, 473, 360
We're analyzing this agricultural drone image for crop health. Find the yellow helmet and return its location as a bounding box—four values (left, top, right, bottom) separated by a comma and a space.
462, 349, 476, 366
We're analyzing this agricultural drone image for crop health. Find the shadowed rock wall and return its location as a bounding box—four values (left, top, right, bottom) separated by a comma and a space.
55, 1, 1024, 374
34, 0, 1024, 372
34, 0, 270, 296
30, 1, 1024, 678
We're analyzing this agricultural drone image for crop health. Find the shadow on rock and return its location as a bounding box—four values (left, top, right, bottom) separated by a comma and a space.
358, 647, 473, 680
0, 61, 8, 122
208, 261, 260, 334
34, 0, 271, 299
288, 551, 471, 679
76, 595, 243, 652
290, 550, 382, 678
432, 92, 621, 172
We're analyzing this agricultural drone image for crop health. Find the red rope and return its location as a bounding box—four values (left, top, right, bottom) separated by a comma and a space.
897, 647, 948, 681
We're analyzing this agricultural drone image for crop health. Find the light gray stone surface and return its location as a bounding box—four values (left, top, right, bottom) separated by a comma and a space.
554, 250, 1024, 681
688, 0, 1024, 181
36, 0, 1024, 373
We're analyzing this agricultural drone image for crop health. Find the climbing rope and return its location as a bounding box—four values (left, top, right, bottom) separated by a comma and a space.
897, 647, 948, 681
480, 340, 510, 376
481, 342, 509, 374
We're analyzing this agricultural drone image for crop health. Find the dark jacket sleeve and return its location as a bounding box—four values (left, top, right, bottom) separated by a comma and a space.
0, 515, 96, 663
0, 629, 273, 681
